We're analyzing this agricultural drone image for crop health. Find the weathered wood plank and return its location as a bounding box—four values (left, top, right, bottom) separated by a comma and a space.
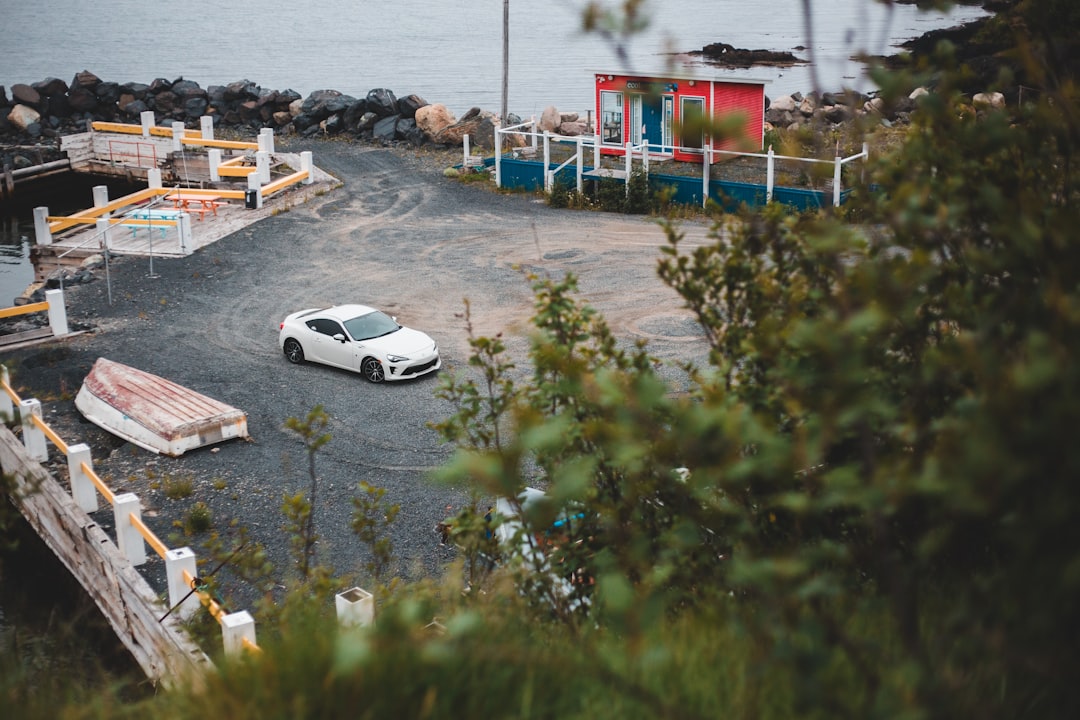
0, 427, 212, 688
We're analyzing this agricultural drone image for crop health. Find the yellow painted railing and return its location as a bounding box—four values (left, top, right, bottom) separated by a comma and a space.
0, 301, 48, 320
90, 121, 258, 151
264, 170, 310, 197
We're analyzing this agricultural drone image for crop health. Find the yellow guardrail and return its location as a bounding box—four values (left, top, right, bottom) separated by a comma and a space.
0, 301, 48, 320
264, 170, 310, 197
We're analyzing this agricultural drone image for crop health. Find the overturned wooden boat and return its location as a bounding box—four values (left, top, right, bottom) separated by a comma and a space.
75, 357, 249, 456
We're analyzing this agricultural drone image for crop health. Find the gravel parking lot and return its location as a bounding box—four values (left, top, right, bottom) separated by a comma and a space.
4, 137, 718, 607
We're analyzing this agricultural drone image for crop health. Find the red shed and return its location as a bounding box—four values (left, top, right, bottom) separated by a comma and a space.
593, 71, 767, 163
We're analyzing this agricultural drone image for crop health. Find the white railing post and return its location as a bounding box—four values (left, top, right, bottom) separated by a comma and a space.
833, 154, 842, 207
114, 493, 147, 566
140, 110, 155, 138
463, 133, 471, 166
256, 151, 270, 185
766, 147, 775, 204
336, 587, 374, 628
148, 168, 163, 190
222, 611, 256, 656
494, 128, 503, 188
44, 289, 68, 336
702, 145, 710, 209
34, 207, 52, 246
96, 217, 113, 251
67, 443, 98, 513
208, 149, 222, 182
575, 136, 583, 193
0, 366, 13, 422
92, 185, 110, 213
593, 132, 601, 169
171, 122, 185, 152
246, 173, 263, 210
177, 213, 193, 255
543, 132, 552, 194
301, 151, 313, 185
531, 115, 538, 152
19, 399, 47, 462
165, 548, 201, 620
624, 141, 632, 197
200, 115, 215, 141
259, 127, 275, 154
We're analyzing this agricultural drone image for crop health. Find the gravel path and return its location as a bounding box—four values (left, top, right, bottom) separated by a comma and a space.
5, 137, 718, 609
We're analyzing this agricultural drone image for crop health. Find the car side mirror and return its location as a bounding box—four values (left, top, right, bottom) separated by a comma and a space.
333, 333, 346, 343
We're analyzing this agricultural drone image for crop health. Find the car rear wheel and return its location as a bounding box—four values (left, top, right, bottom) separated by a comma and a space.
361, 357, 385, 383
284, 339, 305, 364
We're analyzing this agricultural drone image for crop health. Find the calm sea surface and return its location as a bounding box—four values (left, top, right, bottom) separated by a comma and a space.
0, 0, 989, 673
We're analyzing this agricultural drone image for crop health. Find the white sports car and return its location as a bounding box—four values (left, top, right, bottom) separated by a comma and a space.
278, 304, 440, 383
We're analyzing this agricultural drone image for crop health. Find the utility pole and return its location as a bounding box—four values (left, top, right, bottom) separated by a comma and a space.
501, 0, 509, 127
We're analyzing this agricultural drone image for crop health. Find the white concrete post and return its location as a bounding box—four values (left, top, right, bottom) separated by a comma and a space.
147, 168, 162, 190
96, 218, 113, 251
463, 133, 471, 165
624, 141, 632, 197
44, 289, 68, 336
246, 173, 263, 209
208, 149, 222, 182
258, 128, 275, 153
171, 121, 185, 152
593, 131, 601, 169
766, 147, 775, 204
67, 443, 98, 513
575, 136, 583, 193
531, 115, 539, 152
300, 151, 313, 185
114, 492, 147, 566
200, 115, 214, 140
140, 110, 155, 137
19, 399, 48, 462
92, 185, 110, 213
177, 213, 193, 255
494, 131, 502, 188
222, 611, 256, 656
336, 587, 374, 628
34, 207, 52, 246
256, 151, 270, 185
0, 366, 13, 422
833, 154, 842, 207
165, 547, 201, 620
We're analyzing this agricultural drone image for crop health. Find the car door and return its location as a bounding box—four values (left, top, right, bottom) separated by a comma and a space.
306, 318, 358, 370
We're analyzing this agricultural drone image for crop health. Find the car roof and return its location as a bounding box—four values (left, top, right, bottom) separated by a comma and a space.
320, 304, 379, 321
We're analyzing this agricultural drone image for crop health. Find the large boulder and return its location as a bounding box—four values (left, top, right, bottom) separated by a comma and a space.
768, 94, 797, 112
539, 105, 561, 132
372, 114, 401, 142
71, 70, 101, 90
301, 89, 352, 120
397, 94, 428, 119
10, 83, 41, 107
67, 87, 98, 113
435, 107, 498, 149
415, 103, 456, 137
366, 88, 398, 117
7, 104, 41, 132
32, 77, 68, 98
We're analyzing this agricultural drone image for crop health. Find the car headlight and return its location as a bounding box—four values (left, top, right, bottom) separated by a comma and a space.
386, 354, 409, 363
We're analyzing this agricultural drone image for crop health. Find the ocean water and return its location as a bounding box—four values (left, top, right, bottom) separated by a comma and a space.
0, 0, 989, 302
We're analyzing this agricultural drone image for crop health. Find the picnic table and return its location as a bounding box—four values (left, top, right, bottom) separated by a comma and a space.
165, 192, 223, 220
122, 207, 182, 237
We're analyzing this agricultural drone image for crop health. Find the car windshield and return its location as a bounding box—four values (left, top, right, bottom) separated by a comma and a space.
343, 310, 400, 341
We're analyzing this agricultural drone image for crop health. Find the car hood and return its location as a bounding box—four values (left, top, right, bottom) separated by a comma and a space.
360, 326, 434, 355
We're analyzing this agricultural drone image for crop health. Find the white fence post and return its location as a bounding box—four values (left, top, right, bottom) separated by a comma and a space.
165, 547, 201, 620
19, 399, 47, 462
200, 115, 215, 140
0, 366, 12, 422
833, 154, 842, 207
45, 289, 68, 336
543, 132, 551, 193
222, 611, 256, 656
148, 168, 163, 190
701, 144, 710, 208
34, 207, 52, 246
96, 217, 112, 251
259, 127, 275, 154
172, 122, 186, 152
140, 110, 155, 138
494, 129, 502, 188
256, 151, 270, 185
114, 493, 147, 566
67, 442, 98, 513
766, 147, 775, 204
301, 151, 313, 185
624, 141, 632, 197
177, 213, 193, 255
336, 587, 374, 628
208, 149, 222, 182
463, 133, 471, 165
575, 136, 583, 193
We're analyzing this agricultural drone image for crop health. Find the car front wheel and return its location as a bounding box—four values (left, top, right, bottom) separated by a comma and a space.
361, 357, 385, 383
284, 339, 305, 364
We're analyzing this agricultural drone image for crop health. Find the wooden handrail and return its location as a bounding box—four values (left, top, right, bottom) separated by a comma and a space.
30, 414, 69, 455
130, 513, 169, 560
0, 301, 48, 320
83, 459, 116, 505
